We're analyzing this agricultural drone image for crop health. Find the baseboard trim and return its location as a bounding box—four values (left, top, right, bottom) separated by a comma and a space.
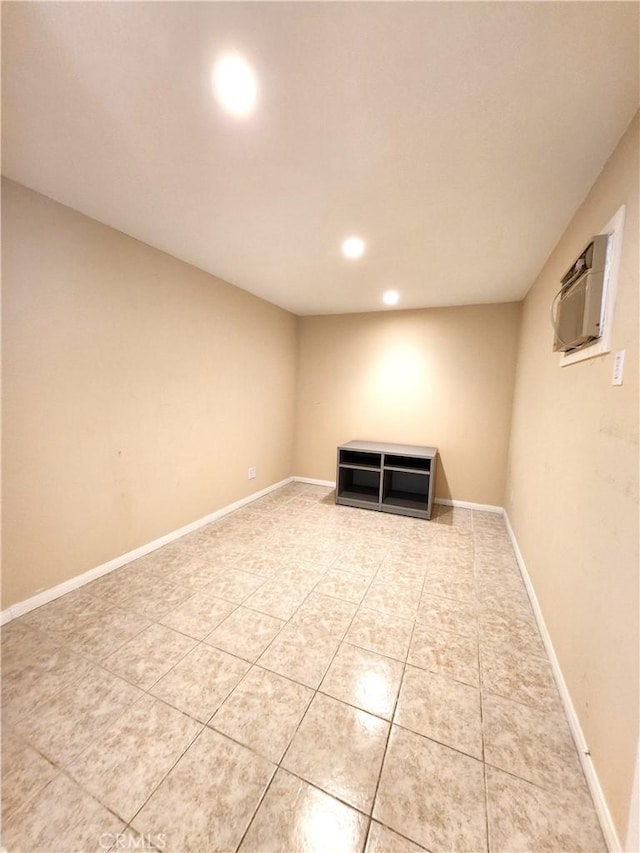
626, 741, 639, 852
434, 497, 503, 514
504, 510, 621, 853
293, 477, 336, 488
0, 477, 294, 626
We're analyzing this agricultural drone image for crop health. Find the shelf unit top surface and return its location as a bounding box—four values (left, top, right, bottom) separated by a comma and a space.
339, 440, 437, 458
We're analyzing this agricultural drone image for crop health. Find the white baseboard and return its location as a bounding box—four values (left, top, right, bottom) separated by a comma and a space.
293, 477, 336, 488
0, 477, 293, 626
434, 497, 503, 514
626, 741, 639, 852
504, 510, 621, 853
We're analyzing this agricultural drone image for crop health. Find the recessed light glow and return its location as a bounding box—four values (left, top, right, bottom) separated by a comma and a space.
383, 290, 399, 306
214, 54, 257, 116
342, 236, 365, 259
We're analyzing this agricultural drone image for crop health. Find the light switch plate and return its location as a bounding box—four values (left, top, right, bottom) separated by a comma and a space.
612, 350, 625, 386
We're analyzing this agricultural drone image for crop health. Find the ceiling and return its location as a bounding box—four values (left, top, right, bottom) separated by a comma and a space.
2, 2, 638, 315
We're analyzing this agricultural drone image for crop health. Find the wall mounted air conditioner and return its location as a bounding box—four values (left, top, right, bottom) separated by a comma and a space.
552, 233, 610, 353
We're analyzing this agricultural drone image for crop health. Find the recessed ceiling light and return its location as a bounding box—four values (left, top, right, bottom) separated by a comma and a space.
342, 237, 365, 259
214, 54, 257, 117
383, 290, 399, 306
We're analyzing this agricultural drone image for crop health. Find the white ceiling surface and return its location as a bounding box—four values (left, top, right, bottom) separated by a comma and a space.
2, 3, 638, 316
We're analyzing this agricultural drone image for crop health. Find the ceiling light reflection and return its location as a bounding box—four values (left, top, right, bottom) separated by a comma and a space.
301, 797, 360, 851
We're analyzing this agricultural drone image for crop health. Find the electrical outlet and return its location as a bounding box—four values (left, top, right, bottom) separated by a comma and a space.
248, 467, 257, 480
612, 350, 625, 386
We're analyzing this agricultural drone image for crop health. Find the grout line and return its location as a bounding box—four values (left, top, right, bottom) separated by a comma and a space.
232, 761, 279, 852
231, 570, 369, 852
473, 511, 492, 853
364, 551, 430, 834
126, 722, 209, 832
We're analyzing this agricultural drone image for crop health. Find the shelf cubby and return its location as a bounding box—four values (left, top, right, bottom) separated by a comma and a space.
383, 454, 431, 472
339, 449, 381, 468
337, 464, 381, 506
381, 469, 430, 519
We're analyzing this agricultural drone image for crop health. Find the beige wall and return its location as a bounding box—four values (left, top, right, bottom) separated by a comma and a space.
294, 303, 521, 505
1, 178, 297, 609
505, 114, 639, 842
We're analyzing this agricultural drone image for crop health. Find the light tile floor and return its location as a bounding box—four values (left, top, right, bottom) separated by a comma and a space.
1, 483, 606, 852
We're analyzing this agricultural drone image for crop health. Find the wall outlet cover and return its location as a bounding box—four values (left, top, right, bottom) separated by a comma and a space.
248, 467, 257, 479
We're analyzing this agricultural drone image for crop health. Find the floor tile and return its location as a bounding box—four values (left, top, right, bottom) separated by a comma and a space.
362, 578, 421, 620
433, 505, 473, 531
416, 593, 477, 637
63, 609, 152, 662
374, 725, 486, 852
132, 727, 275, 852
1, 773, 125, 853
479, 609, 545, 658
237, 554, 293, 578
276, 563, 327, 589
159, 591, 236, 640
244, 580, 309, 620
314, 569, 371, 603
123, 577, 194, 619
204, 569, 266, 604
135, 552, 215, 590
68, 694, 201, 822
20, 590, 110, 640
486, 765, 606, 852
390, 542, 436, 565
210, 666, 313, 762
333, 554, 381, 578
365, 821, 427, 852
479, 592, 534, 621
0, 734, 58, 820
15, 666, 143, 766
345, 608, 414, 662
150, 643, 250, 722
320, 642, 403, 720
205, 606, 284, 662
2, 642, 94, 727
377, 559, 427, 583
423, 569, 476, 603
481, 641, 560, 710
240, 768, 368, 853
295, 541, 342, 566
477, 577, 531, 613
395, 665, 482, 758
1, 620, 56, 661
82, 567, 148, 607
483, 693, 585, 791
103, 623, 197, 689
408, 623, 479, 685
289, 592, 357, 638
282, 693, 389, 813
258, 623, 340, 688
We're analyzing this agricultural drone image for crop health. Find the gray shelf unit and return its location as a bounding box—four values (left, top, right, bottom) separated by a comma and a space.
335, 440, 438, 520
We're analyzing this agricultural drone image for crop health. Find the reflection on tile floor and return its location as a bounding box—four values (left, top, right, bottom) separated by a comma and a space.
1, 484, 606, 852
